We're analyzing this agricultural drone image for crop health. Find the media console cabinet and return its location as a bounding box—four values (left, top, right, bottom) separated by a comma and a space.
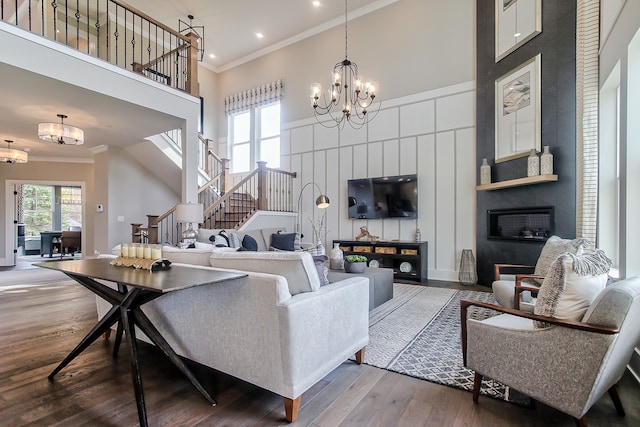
333, 239, 428, 283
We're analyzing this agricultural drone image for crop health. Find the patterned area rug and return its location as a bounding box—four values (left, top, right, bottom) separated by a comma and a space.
364, 283, 530, 405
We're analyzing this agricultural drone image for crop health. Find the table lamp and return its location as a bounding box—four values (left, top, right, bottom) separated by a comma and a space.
175, 203, 203, 245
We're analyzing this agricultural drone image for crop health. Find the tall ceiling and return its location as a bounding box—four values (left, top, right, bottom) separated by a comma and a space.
124, 0, 394, 72
0, 0, 393, 162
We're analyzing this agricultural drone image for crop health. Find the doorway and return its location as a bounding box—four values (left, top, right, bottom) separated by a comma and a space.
3, 180, 85, 267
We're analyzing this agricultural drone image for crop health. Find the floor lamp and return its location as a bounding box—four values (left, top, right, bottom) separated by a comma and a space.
296, 182, 330, 240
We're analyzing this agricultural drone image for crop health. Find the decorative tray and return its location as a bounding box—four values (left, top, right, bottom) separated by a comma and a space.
110, 256, 172, 271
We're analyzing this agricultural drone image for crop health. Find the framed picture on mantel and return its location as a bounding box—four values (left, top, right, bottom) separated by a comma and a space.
495, 0, 542, 61
494, 54, 541, 163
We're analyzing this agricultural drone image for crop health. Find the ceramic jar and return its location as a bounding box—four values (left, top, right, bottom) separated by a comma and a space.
527, 149, 540, 177
540, 146, 553, 175
480, 158, 491, 185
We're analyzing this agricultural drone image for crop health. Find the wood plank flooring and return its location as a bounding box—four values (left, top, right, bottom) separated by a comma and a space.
1, 278, 639, 426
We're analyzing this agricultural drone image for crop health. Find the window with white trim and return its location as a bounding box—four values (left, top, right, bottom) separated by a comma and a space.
229, 101, 280, 174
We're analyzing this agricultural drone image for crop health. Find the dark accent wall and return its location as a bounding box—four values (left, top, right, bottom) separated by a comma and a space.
476, 0, 577, 286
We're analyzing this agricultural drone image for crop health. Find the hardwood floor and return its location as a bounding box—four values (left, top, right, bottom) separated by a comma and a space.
1, 278, 639, 426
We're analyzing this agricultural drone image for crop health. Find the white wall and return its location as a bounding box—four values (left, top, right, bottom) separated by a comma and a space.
214, 0, 475, 136
282, 82, 476, 282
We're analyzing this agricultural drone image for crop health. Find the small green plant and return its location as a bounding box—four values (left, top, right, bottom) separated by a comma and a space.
344, 254, 367, 263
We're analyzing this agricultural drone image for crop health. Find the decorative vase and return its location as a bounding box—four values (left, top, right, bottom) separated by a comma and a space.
344, 261, 366, 274
527, 149, 539, 177
330, 243, 344, 270
540, 145, 553, 175
480, 158, 491, 185
458, 249, 478, 285
415, 228, 422, 242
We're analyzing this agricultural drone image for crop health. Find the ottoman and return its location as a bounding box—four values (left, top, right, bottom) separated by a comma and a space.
327, 267, 393, 310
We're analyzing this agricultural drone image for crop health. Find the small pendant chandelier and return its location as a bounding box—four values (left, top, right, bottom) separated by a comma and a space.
38, 114, 84, 145
310, 0, 379, 129
0, 140, 28, 164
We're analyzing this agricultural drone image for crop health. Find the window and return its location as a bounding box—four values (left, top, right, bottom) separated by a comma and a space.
23, 185, 53, 237
229, 101, 280, 173
21, 185, 82, 236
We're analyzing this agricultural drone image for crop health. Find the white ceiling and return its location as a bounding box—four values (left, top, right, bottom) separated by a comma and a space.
0, 0, 392, 162
124, 0, 394, 72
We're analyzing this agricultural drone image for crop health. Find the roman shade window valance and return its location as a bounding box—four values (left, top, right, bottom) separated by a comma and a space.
224, 80, 283, 115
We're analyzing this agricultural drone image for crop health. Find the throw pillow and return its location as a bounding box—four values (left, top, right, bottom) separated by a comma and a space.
228, 232, 242, 249
534, 249, 612, 326
312, 255, 329, 286
300, 242, 326, 256
242, 234, 258, 251
533, 236, 592, 283
271, 232, 296, 251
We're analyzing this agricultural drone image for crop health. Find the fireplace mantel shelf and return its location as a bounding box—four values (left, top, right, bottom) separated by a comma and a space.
476, 174, 558, 191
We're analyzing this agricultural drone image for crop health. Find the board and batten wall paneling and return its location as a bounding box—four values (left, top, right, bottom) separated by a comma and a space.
283, 81, 475, 281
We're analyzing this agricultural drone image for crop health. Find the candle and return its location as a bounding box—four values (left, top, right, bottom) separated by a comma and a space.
151, 245, 163, 260
121, 244, 129, 257
143, 245, 152, 259
135, 244, 144, 259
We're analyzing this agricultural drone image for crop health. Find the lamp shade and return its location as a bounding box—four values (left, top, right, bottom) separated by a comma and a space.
315, 194, 330, 209
175, 203, 203, 224
0, 140, 28, 164
38, 114, 84, 145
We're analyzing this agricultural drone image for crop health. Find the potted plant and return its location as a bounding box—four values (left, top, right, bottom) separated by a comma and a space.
344, 254, 367, 273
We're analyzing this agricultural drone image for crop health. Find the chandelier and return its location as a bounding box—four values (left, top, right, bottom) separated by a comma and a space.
0, 139, 28, 164
38, 114, 84, 145
310, 0, 379, 129
179, 15, 205, 62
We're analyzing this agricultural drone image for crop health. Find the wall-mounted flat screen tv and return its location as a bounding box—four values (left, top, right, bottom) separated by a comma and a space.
348, 174, 418, 219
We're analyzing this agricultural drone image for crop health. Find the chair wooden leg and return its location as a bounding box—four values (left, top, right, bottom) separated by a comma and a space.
608, 384, 626, 416
355, 347, 366, 364
472, 372, 482, 403
284, 396, 301, 423
575, 416, 588, 427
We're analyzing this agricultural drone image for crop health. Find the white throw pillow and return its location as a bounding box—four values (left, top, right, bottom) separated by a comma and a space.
534, 249, 612, 323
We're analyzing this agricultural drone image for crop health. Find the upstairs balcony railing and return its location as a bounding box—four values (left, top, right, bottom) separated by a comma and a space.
1, 0, 199, 96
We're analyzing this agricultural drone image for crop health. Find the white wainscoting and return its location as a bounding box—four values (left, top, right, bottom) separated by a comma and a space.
282, 81, 477, 282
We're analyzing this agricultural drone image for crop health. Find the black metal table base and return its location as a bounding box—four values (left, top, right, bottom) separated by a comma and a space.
48, 274, 216, 427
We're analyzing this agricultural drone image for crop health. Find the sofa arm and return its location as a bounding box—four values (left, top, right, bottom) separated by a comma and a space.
276, 276, 370, 398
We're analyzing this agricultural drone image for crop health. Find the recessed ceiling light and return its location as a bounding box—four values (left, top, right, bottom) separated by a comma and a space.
514, 32, 521, 37
209, 53, 216, 58
256, 32, 264, 39
313, 1, 321, 6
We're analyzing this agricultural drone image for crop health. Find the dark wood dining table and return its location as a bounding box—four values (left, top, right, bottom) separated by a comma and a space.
37, 257, 246, 427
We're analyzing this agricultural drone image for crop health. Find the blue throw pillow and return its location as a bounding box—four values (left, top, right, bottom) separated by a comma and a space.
242, 234, 258, 251
271, 232, 296, 251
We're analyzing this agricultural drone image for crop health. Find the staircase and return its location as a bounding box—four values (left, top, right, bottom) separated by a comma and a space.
154, 161, 297, 245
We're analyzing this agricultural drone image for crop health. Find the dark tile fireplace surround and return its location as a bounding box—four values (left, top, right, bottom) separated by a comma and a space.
475, 0, 577, 286
488, 207, 554, 242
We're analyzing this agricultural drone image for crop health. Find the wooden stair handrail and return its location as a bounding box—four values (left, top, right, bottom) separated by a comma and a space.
109, 0, 191, 43
203, 169, 259, 218
198, 173, 223, 194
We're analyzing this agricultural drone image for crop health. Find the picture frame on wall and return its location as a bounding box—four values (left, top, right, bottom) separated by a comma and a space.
495, 54, 541, 163
495, 0, 542, 61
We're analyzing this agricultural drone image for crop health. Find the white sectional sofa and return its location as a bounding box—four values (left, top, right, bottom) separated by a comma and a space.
97, 250, 369, 422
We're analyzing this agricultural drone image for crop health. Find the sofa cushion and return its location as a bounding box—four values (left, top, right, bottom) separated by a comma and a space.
163, 245, 216, 266
534, 249, 612, 323
209, 251, 321, 295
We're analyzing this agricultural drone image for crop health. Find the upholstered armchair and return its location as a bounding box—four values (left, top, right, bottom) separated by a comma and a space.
492, 236, 592, 311
462, 253, 638, 426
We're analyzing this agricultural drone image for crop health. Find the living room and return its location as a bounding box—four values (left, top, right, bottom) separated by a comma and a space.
1, 0, 640, 425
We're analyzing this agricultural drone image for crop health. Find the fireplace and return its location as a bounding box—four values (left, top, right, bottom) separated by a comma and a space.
487, 207, 554, 242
